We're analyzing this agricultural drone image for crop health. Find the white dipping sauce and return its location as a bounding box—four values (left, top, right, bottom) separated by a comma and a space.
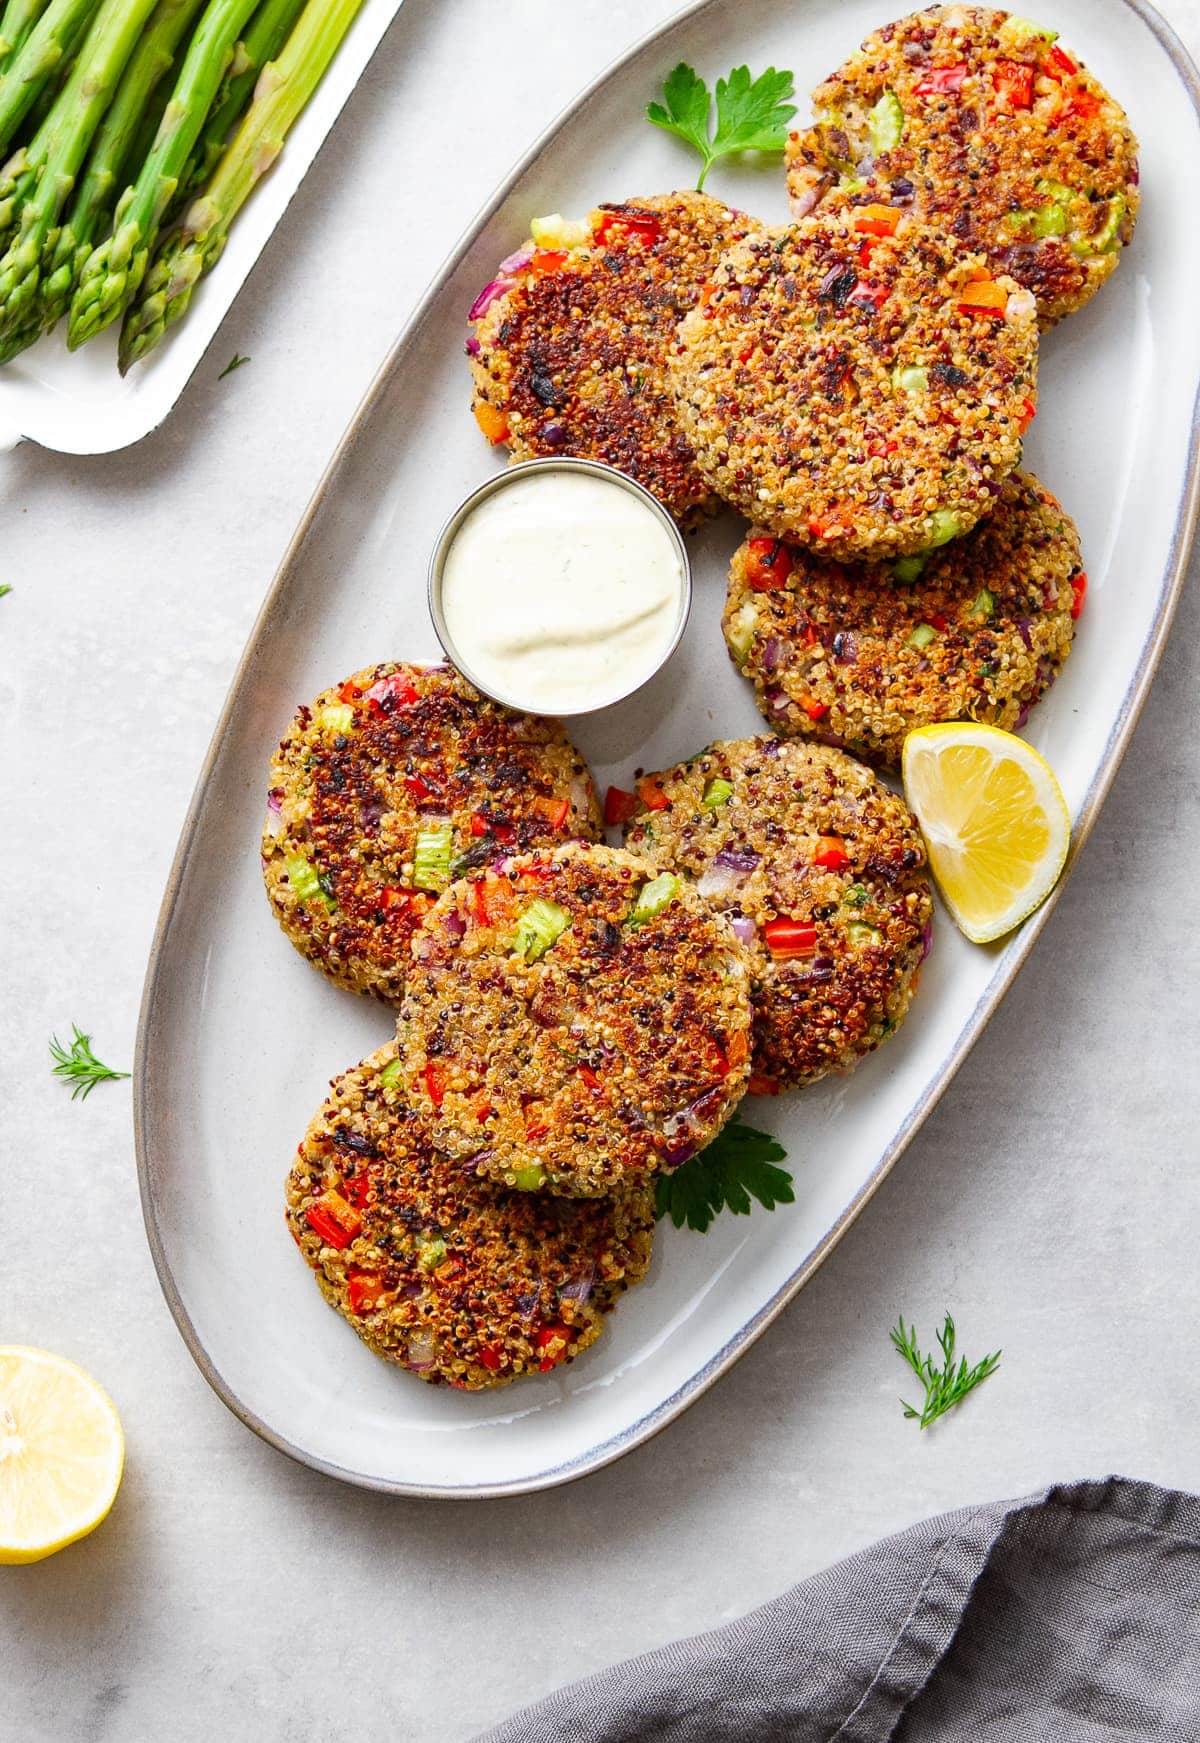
438, 469, 686, 715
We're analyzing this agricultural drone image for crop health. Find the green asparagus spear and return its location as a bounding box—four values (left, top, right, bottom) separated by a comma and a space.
0, 0, 160, 343
120, 0, 365, 369
37, 0, 209, 333
0, 0, 50, 70
0, 0, 101, 156
66, 0, 261, 348
177, 0, 305, 200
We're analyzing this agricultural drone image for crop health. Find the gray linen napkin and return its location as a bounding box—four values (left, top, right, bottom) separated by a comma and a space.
477, 1476, 1200, 1741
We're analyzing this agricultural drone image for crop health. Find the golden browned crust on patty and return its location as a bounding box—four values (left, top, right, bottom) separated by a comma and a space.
396, 842, 753, 1197
285, 1045, 655, 1390
263, 662, 601, 1002
786, 6, 1138, 327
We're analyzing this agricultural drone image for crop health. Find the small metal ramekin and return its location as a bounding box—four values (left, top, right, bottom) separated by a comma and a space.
427, 457, 692, 716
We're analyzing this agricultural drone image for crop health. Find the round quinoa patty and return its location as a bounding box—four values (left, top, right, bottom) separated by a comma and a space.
396, 842, 754, 1197
467, 192, 759, 526
723, 469, 1082, 768
262, 662, 600, 1002
286, 1045, 655, 1390
668, 210, 1038, 559
623, 739, 933, 1090
786, 6, 1138, 328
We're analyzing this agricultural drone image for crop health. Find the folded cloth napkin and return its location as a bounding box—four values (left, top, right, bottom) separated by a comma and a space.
477, 1476, 1200, 1741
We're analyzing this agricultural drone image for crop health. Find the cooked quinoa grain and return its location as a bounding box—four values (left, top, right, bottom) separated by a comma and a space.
396, 841, 753, 1197
624, 739, 932, 1090
724, 469, 1082, 768
787, 6, 1139, 327
668, 211, 1038, 559
286, 1045, 654, 1390
262, 662, 600, 1001
468, 192, 759, 526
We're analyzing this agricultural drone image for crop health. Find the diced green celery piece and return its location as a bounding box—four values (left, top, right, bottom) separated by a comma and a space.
892, 553, 930, 583
845, 883, 870, 909
840, 175, 867, 195
512, 899, 570, 962
868, 88, 904, 156
379, 1057, 404, 1088
412, 824, 454, 893
1001, 14, 1057, 43
906, 623, 939, 650
702, 778, 735, 810
628, 872, 683, 928
846, 920, 883, 947
417, 1236, 448, 1271
969, 587, 997, 619
927, 510, 963, 548
531, 211, 589, 249
284, 853, 329, 907
893, 364, 929, 395
726, 602, 758, 664
316, 703, 354, 735
512, 1165, 546, 1191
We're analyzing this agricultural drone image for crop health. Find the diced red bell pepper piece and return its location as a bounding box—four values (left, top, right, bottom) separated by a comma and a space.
404, 772, 432, 800
577, 1065, 602, 1093
535, 1322, 573, 1371
534, 795, 571, 830
525, 1123, 550, 1142
478, 1344, 507, 1373
379, 885, 414, 912
849, 279, 889, 311
929, 613, 949, 633
604, 785, 641, 826
748, 1073, 780, 1097
1071, 572, 1088, 618
764, 917, 819, 959
958, 277, 1009, 315
342, 1171, 372, 1210
337, 680, 362, 704
813, 837, 850, 871
474, 401, 510, 445
914, 63, 968, 96
306, 1191, 361, 1250
365, 673, 419, 713
798, 693, 829, 721
530, 249, 568, 276
993, 59, 1034, 108
469, 812, 490, 837
637, 777, 670, 812
347, 1270, 387, 1314
424, 1062, 446, 1107
807, 512, 851, 542
853, 203, 901, 237
1018, 397, 1037, 434
594, 210, 663, 248
1042, 43, 1078, 79
744, 536, 794, 592
867, 436, 899, 459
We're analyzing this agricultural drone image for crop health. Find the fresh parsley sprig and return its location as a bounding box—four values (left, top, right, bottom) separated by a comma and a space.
656, 1118, 793, 1233
891, 1312, 1001, 1429
218, 353, 250, 380
49, 1025, 130, 1101
647, 62, 797, 191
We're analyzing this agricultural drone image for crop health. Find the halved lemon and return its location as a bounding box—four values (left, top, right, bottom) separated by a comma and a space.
902, 723, 1070, 943
0, 1347, 124, 1564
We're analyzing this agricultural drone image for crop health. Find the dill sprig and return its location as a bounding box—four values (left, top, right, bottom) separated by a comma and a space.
891, 1312, 1000, 1429
49, 1025, 130, 1101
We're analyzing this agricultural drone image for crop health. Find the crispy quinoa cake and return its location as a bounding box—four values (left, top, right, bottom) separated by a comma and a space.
286, 1045, 655, 1390
668, 209, 1038, 559
623, 739, 932, 1091
724, 470, 1083, 768
467, 192, 760, 526
396, 841, 754, 1197
262, 662, 601, 1002
786, 6, 1139, 327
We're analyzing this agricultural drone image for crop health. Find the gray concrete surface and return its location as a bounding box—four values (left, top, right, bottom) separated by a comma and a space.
2, 2, 1198, 1737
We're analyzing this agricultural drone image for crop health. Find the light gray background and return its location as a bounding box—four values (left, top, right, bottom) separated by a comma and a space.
2, 1, 1198, 1737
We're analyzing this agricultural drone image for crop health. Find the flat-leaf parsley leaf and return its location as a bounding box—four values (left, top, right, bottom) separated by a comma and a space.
49, 1025, 130, 1101
891, 1312, 1001, 1429
655, 1118, 793, 1233
647, 62, 796, 191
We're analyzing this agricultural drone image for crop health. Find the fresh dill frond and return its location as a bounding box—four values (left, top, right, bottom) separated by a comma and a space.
891, 1312, 1000, 1429
49, 1025, 130, 1101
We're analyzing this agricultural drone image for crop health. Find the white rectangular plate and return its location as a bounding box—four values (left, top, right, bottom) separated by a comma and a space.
136, 0, 1200, 1496
0, 0, 405, 455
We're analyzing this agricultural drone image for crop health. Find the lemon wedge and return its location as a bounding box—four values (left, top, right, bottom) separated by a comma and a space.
902, 723, 1070, 943
0, 1347, 125, 1564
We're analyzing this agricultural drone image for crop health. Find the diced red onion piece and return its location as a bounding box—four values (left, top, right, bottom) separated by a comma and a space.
406, 1330, 437, 1370
662, 1138, 698, 1169
761, 636, 781, 673
559, 1270, 594, 1304
467, 278, 513, 321
267, 788, 283, 814
729, 915, 757, 946
1017, 617, 1034, 650
833, 631, 859, 665
541, 421, 567, 447
498, 243, 534, 275
265, 806, 284, 838
443, 911, 466, 939
464, 335, 480, 357
921, 921, 933, 961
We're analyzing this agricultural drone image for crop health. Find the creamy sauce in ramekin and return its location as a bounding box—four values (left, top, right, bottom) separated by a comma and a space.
437, 468, 687, 715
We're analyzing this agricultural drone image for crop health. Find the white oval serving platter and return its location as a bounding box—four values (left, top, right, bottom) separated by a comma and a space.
136, 0, 1200, 1496
0, 0, 406, 455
